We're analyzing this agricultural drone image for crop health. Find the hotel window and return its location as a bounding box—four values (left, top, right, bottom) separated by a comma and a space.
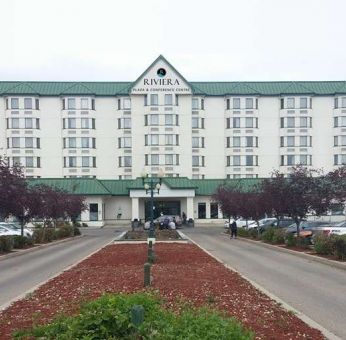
233, 117, 240, 128
67, 98, 76, 109
192, 137, 199, 148
12, 157, 21, 166
287, 98, 295, 109
300, 117, 308, 128
192, 117, 199, 128
341, 117, 346, 127
123, 98, 131, 109
226, 99, 230, 110
25, 137, 34, 148
300, 136, 308, 147
11, 118, 20, 129
119, 137, 132, 148
148, 114, 159, 126
233, 137, 241, 147
119, 156, 132, 167
25, 157, 34, 168
145, 134, 159, 145
68, 137, 77, 148
25, 118, 33, 129
118, 118, 131, 129
299, 155, 308, 165
245, 117, 254, 128
81, 98, 89, 110
81, 137, 90, 148
165, 94, 173, 106
287, 155, 295, 166
300, 97, 308, 109
11, 98, 19, 109
165, 134, 173, 145
287, 136, 295, 147
192, 98, 199, 109
150, 94, 158, 106
12, 137, 20, 148
245, 136, 253, 147
144, 95, 148, 106
201, 99, 205, 110
24, 98, 32, 109
151, 154, 159, 165
82, 156, 90, 167
165, 114, 173, 126
342, 136, 346, 146
245, 155, 254, 166
342, 97, 346, 108
67, 118, 76, 129
233, 98, 241, 109
245, 98, 253, 109
233, 155, 241, 166
287, 117, 295, 128
91, 99, 95, 110
334, 98, 338, 109
81, 118, 89, 129
335, 154, 346, 165
165, 154, 173, 165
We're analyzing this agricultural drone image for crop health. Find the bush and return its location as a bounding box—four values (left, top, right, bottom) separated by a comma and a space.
261, 227, 276, 243
314, 234, 334, 255
285, 233, 296, 247
14, 293, 254, 340
237, 227, 249, 237
55, 225, 73, 239
272, 229, 285, 244
13, 235, 34, 249
0, 236, 14, 252
296, 237, 311, 249
332, 235, 346, 260
33, 228, 56, 243
248, 228, 260, 240
73, 226, 81, 236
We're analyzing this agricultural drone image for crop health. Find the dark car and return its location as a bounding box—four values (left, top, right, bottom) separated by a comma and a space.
258, 218, 295, 233
284, 220, 330, 234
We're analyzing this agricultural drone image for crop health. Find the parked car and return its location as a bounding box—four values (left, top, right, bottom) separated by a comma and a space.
284, 220, 328, 234
224, 218, 256, 229
0, 223, 33, 238
247, 218, 277, 230
316, 221, 346, 236
0, 225, 21, 236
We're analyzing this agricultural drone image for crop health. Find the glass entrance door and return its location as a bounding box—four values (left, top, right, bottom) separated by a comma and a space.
89, 203, 98, 221
145, 200, 181, 220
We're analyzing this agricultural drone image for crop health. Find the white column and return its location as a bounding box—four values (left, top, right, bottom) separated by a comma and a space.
131, 197, 139, 220
206, 202, 211, 219
186, 197, 194, 219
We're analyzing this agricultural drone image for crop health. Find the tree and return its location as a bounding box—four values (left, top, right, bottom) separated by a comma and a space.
64, 193, 88, 224
240, 190, 269, 228
326, 165, 346, 205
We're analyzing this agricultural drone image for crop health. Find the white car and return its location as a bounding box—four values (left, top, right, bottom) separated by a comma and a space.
224, 218, 256, 229
0, 223, 33, 238
0, 225, 20, 236
318, 221, 346, 236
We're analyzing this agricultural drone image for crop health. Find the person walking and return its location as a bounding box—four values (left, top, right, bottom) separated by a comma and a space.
230, 220, 238, 239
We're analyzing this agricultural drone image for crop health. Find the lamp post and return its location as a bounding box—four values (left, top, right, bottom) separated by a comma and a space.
141, 168, 165, 239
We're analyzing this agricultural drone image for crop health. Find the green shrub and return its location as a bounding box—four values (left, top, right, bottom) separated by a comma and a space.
285, 233, 296, 247
55, 225, 73, 239
314, 234, 334, 255
0, 236, 14, 252
33, 228, 56, 243
248, 228, 260, 240
332, 235, 346, 260
237, 227, 250, 237
14, 293, 254, 340
296, 237, 311, 249
271, 229, 285, 244
13, 235, 34, 249
73, 226, 81, 236
261, 227, 277, 243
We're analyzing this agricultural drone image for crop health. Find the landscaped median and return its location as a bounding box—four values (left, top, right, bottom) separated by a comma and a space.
0, 243, 324, 339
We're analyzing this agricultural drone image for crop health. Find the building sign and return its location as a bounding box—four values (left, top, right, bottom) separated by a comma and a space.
131, 65, 191, 94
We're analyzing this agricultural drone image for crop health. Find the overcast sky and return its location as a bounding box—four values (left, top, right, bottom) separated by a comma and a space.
1, 0, 346, 82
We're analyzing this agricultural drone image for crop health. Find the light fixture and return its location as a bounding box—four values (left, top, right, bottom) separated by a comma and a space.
144, 183, 150, 190
155, 183, 161, 190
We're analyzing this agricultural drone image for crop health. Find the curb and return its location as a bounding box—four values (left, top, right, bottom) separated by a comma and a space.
184, 233, 341, 340
0, 235, 84, 261
0, 236, 114, 311
230, 234, 346, 271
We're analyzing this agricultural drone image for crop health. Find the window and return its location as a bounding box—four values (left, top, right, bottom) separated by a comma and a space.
67, 98, 76, 109
149, 115, 159, 125
12, 157, 21, 166
69, 156, 77, 167
226, 99, 230, 110
151, 154, 159, 165
25, 118, 33, 129
165, 134, 173, 145
36, 119, 40, 129
68, 137, 76, 148
233, 98, 240, 109
300, 97, 308, 109
123, 98, 131, 109
25, 137, 33, 148
287, 136, 295, 147
300, 117, 308, 128
192, 117, 199, 128
233, 137, 241, 147
81, 98, 89, 109
287, 155, 295, 165
300, 136, 308, 147
287, 117, 295, 128
81, 118, 89, 129
165, 114, 173, 126
11, 98, 19, 109
245, 136, 253, 147
192, 137, 199, 148
149, 135, 159, 145
341, 136, 346, 146
342, 97, 346, 108
165, 94, 173, 105
144, 95, 148, 106
91, 99, 95, 110
233, 155, 241, 166
81, 137, 90, 148
150, 94, 158, 106
25, 157, 34, 168
210, 203, 219, 218
192, 98, 199, 109
245, 98, 253, 109
341, 117, 346, 127
192, 156, 199, 166
245, 155, 253, 166
24, 98, 32, 109
233, 117, 240, 128
11, 118, 19, 129
12, 137, 20, 148
335, 98, 339, 109
123, 118, 131, 129
175, 94, 179, 106
82, 156, 90, 167
201, 99, 204, 110
245, 117, 253, 128
120, 137, 131, 148
124, 156, 132, 167
68, 118, 76, 129
165, 154, 173, 165
287, 98, 295, 109
299, 155, 308, 165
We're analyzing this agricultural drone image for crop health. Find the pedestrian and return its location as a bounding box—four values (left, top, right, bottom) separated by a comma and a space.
182, 212, 187, 225
230, 220, 238, 239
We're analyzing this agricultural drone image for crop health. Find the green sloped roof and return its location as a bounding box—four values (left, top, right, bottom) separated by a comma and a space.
1, 81, 346, 96
99, 180, 134, 195
27, 178, 110, 195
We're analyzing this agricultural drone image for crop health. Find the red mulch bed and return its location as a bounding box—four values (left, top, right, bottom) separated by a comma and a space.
0, 243, 323, 339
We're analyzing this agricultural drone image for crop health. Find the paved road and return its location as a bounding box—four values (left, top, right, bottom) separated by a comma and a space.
0, 227, 123, 309
183, 227, 346, 340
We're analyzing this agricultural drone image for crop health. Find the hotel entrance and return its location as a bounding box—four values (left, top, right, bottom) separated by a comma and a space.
144, 200, 181, 220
